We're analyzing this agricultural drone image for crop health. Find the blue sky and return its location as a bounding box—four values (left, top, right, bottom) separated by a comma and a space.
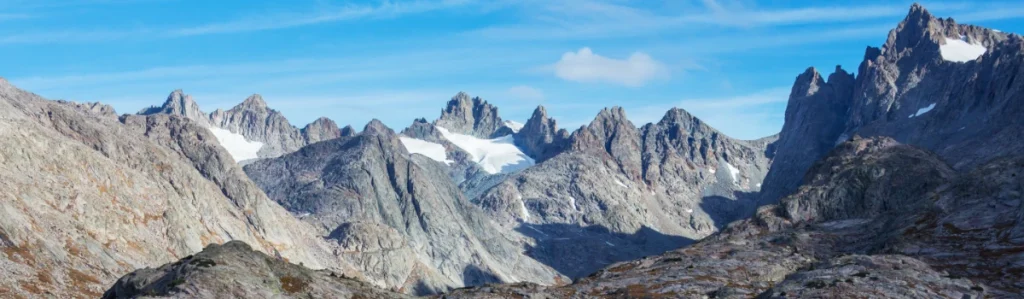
3, 0, 1023, 139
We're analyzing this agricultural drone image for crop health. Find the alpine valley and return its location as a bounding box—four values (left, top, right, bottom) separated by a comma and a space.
0, 4, 1022, 299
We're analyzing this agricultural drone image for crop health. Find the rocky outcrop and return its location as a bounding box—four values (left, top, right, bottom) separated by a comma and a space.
0, 79, 356, 298
243, 120, 565, 295
103, 241, 407, 299
140, 91, 349, 162
444, 136, 1017, 297
758, 66, 854, 205
761, 3, 1023, 204
513, 106, 570, 162
433, 92, 513, 138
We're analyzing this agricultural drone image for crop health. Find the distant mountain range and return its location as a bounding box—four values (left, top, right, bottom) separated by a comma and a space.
0, 3, 1021, 298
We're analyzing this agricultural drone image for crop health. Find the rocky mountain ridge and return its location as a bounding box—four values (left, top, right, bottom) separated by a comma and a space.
243, 119, 565, 295
140, 90, 354, 163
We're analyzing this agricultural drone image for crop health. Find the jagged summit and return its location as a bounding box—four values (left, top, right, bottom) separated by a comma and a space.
239, 94, 268, 110
362, 118, 391, 135
513, 105, 570, 162
434, 92, 511, 138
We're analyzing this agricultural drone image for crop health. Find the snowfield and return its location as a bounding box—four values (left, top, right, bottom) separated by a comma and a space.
207, 127, 263, 162
399, 137, 452, 164
504, 120, 524, 133
436, 126, 534, 174
909, 103, 936, 118
940, 37, 986, 62
725, 162, 740, 184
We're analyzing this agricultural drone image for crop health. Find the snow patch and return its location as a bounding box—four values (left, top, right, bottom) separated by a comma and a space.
399, 137, 452, 164
436, 127, 534, 174
518, 195, 531, 221
908, 103, 936, 118
615, 179, 628, 188
686, 208, 694, 214
568, 196, 577, 211
940, 37, 987, 62
724, 163, 740, 184
207, 127, 263, 162
756, 183, 762, 188
708, 167, 716, 174
504, 120, 524, 133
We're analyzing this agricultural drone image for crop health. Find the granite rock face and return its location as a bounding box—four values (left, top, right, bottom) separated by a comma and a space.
140, 91, 352, 162
0, 80, 356, 298
103, 241, 408, 299
760, 3, 1024, 204
244, 120, 565, 295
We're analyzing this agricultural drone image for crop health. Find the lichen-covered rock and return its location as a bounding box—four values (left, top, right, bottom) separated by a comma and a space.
759, 255, 982, 299
102, 241, 408, 299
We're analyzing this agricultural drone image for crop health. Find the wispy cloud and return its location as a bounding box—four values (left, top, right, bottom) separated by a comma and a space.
466, 1, 1018, 41
170, 0, 474, 36
0, 0, 477, 44
551, 47, 668, 87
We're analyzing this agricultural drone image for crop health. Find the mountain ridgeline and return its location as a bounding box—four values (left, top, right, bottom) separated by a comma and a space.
0, 3, 1021, 298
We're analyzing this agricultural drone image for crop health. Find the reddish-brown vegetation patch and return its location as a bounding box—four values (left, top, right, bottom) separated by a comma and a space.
279, 276, 308, 294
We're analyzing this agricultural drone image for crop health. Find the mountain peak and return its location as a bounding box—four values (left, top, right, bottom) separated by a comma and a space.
363, 119, 392, 135
884, 3, 946, 54
239, 94, 268, 110
791, 67, 825, 98
139, 89, 206, 119
514, 105, 569, 162
435, 92, 506, 138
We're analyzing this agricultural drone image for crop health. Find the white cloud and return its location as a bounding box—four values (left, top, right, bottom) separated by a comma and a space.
506, 85, 544, 102
552, 47, 667, 87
